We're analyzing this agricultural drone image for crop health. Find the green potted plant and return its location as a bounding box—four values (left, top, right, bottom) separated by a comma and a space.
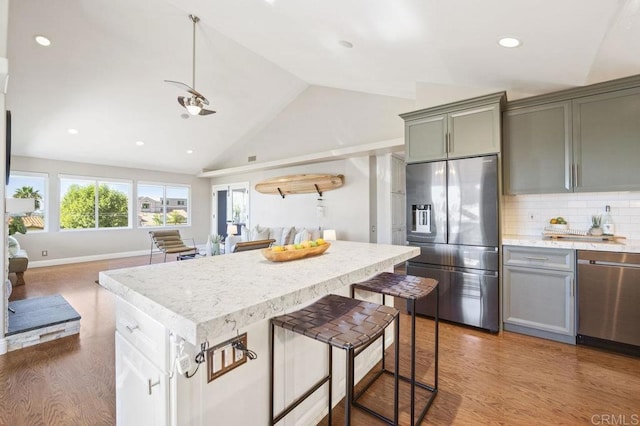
590, 215, 603, 236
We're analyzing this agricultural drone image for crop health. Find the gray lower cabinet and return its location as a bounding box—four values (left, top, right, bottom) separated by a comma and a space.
503, 246, 575, 344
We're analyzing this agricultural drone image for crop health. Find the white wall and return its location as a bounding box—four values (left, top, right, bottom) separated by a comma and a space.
210, 157, 373, 243
211, 85, 414, 169
503, 192, 640, 240
10, 156, 211, 264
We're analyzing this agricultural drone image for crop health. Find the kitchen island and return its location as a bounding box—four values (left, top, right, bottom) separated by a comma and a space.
99, 241, 419, 426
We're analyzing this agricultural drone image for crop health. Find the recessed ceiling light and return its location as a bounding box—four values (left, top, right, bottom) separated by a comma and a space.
135, 140, 144, 146
498, 37, 521, 48
34, 35, 51, 47
186, 149, 194, 154
180, 113, 190, 119
67, 128, 78, 135
338, 40, 354, 49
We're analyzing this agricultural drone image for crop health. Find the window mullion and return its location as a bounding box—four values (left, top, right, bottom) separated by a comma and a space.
95, 181, 100, 229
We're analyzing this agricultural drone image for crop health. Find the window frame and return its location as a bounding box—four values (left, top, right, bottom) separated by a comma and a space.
7, 170, 50, 233
136, 181, 191, 228
58, 174, 133, 231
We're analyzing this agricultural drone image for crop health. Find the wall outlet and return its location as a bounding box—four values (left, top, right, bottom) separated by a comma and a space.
206, 333, 249, 382
42, 250, 48, 256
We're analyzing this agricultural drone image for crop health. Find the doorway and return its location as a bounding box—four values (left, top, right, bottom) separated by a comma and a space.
211, 182, 250, 238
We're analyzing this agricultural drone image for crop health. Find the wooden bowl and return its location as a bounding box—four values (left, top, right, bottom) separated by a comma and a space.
261, 242, 330, 262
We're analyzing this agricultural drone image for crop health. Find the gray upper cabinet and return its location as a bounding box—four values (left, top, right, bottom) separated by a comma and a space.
503, 101, 572, 194
503, 74, 640, 195
405, 114, 447, 162
448, 103, 502, 158
572, 87, 640, 192
401, 92, 505, 164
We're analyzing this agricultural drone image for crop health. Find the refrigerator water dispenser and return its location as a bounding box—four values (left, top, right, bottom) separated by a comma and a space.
412, 204, 432, 233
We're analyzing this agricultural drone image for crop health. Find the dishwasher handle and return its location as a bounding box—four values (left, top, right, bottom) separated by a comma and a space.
578, 259, 640, 269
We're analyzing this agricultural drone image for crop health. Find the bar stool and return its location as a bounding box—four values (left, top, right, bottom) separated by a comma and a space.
351, 272, 439, 425
270, 293, 400, 425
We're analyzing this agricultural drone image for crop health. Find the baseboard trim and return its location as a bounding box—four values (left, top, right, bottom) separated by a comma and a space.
0, 337, 7, 355
29, 250, 149, 268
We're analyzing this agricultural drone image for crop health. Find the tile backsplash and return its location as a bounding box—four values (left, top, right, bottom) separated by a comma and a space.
503, 191, 640, 240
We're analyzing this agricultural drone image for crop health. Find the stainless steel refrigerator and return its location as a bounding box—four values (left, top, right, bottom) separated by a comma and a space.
406, 155, 499, 332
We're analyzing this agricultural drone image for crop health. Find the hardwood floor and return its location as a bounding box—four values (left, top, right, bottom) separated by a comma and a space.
2, 256, 639, 425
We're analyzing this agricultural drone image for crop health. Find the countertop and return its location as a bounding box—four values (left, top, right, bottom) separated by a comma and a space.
98, 241, 419, 346
502, 234, 640, 253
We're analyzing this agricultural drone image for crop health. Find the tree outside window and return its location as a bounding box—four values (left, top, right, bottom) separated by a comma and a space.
7, 172, 48, 232
59, 177, 131, 230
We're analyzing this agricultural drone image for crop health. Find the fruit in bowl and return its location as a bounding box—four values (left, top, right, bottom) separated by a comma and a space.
550, 217, 567, 225
262, 239, 330, 262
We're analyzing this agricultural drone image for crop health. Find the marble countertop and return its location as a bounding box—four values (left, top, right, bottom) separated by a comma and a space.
98, 241, 419, 346
502, 234, 640, 253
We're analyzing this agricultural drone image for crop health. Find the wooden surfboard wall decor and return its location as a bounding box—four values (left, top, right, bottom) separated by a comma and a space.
255, 174, 344, 198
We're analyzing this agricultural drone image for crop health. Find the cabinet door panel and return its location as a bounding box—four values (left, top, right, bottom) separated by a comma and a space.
503, 266, 574, 336
573, 87, 640, 192
449, 103, 501, 158
503, 102, 572, 194
405, 114, 447, 163
115, 332, 168, 426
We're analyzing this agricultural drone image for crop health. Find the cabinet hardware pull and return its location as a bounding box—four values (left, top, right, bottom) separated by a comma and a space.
125, 324, 139, 333
570, 279, 574, 297
148, 378, 160, 395
525, 256, 549, 261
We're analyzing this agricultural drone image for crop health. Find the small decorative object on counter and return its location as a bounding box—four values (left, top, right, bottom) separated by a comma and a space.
590, 215, 603, 236
602, 205, 615, 236
210, 234, 223, 256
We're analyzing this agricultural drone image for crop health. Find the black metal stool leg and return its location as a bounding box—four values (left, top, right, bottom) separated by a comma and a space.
346, 347, 354, 426
270, 322, 275, 426
394, 313, 400, 426
411, 298, 417, 426
328, 345, 333, 426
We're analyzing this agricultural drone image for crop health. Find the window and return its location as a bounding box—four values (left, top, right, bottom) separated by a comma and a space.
6, 172, 48, 232
137, 183, 190, 227
59, 176, 132, 230
229, 187, 248, 224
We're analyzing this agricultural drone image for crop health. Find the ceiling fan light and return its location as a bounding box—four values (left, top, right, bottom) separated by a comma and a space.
185, 104, 202, 115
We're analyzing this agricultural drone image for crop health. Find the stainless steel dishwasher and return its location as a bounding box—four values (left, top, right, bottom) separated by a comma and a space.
577, 250, 640, 356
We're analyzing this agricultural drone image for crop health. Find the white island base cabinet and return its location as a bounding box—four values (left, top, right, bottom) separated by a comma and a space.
115, 332, 168, 426
503, 246, 576, 344
114, 293, 393, 426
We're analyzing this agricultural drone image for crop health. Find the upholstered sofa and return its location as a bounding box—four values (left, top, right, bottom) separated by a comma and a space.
9, 249, 29, 286
225, 225, 322, 254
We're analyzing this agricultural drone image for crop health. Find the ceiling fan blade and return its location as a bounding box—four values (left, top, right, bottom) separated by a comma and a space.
199, 108, 216, 116
177, 96, 188, 108
165, 80, 206, 99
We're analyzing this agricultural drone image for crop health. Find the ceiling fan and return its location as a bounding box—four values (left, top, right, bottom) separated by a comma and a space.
165, 14, 216, 116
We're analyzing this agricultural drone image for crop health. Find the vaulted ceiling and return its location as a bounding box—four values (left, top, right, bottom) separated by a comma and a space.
6, 0, 640, 174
